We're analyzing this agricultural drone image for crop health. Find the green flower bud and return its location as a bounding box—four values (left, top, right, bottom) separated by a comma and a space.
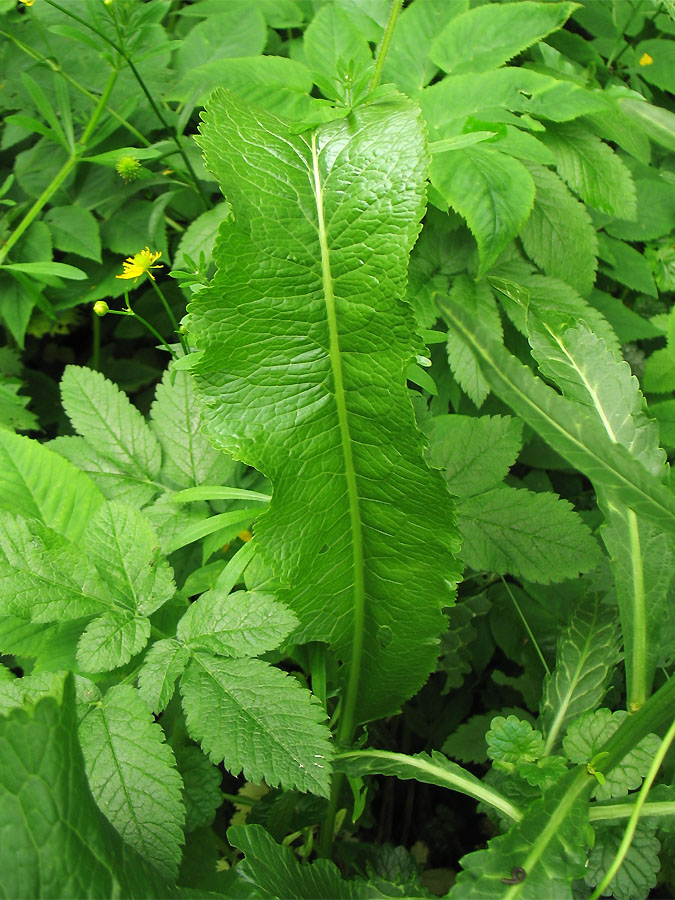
115, 155, 142, 183
93, 300, 109, 317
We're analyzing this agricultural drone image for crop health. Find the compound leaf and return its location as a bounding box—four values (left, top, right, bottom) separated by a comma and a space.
76, 611, 151, 674
430, 147, 534, 278
520, 163, 598, 297
425, 414, 523, 498
84, 501, 175, 617
78, 684, 185, 880
430, 1, 577, 75
137, 638, 190, 714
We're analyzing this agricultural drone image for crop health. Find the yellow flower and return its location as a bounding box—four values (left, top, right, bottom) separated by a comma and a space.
116, 247, 163, 282
639, 52, 653, 66
21, 0, 36, 5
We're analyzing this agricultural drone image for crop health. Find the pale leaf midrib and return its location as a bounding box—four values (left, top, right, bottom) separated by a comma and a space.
310, 132, 365, 743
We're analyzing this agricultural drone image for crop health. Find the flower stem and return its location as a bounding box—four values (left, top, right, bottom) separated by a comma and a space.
0, 29, 150, 147
0, 69, 118, 266
149, 277, 189, 355
42, 0, 210, 210
368, 0, 403, 94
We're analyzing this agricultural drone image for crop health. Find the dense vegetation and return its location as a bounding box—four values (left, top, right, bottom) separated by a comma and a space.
0, 0, 674, 897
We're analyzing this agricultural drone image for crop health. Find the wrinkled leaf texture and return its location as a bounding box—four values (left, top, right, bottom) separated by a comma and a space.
189, 90, 460, 725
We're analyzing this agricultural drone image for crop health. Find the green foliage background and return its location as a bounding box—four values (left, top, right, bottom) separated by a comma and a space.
0, 0, 673, 898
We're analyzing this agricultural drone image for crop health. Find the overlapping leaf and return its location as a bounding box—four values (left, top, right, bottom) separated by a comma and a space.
189, 89, 460, 725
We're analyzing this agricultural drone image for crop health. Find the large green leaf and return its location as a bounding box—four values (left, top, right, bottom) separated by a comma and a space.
430, 1, 577, 75
0, 673, 178, 898
189, 90, 460, 726
437, 296, 675, 538
78, 685, 185, 880
0, 430, 103, 543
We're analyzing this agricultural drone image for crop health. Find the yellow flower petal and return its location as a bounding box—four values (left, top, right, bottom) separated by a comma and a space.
115, 247, 163, 282
639, 52, 653, 66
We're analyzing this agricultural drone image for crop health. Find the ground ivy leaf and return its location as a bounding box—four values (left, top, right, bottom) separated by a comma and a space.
84, 501, 175, 616
177, 589, 299, 658
180, 652, 333, 797
586, 824, 661, 900
487, 715, 545, 764
78, 684, 185, 880
190, 88, 460, 725
562, 709, 661, 800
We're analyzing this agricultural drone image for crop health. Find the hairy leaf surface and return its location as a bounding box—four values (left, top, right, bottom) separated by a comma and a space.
190, 89, 460, 725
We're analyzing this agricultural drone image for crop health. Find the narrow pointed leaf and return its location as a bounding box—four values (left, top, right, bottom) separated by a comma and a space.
190, 90, 460, 725
437, 296, 675, 537
540, 596, 621, 754
137, 638, 189, 715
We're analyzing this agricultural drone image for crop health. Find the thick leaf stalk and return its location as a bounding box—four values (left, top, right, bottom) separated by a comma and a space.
189, 90, 461, 731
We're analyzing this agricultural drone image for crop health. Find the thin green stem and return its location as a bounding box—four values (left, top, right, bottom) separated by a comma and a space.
368, 0, 403, 93
501, 578, 550, 676
589, 800, 675, 822
0, 69, 118, 265
91, 312, 101, 371
626, 509, 647, 711
42, 0, 209, 210
0, 29, 150, 147
149, 277, 189, 355
589, 716, 675, 900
